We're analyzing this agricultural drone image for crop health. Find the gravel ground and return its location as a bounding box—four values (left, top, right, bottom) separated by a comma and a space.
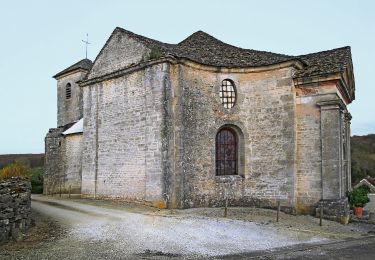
1, 195, 375, 260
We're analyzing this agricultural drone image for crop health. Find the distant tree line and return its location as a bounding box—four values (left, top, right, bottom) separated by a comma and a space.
351, 134, 375, 185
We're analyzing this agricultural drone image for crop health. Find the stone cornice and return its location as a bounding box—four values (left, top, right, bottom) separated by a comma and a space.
54, 68, 89, 80
79, 56, 305, 87
316, 97, 346, 111
294, 71, 354, 104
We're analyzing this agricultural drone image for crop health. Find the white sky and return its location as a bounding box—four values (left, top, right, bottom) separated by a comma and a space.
0, 0, 374, 153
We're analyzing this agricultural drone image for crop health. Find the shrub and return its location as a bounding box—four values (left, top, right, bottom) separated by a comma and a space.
347, 186, 370, 207
148, 48, 163, 60
0, 161, 29, 180
0, 162, 43, 193
28, 167, 43, 194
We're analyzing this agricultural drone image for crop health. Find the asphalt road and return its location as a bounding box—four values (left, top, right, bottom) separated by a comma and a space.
227, 236, 375, 259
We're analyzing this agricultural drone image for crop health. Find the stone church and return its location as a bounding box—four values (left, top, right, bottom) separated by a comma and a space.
44, 27, 355, 217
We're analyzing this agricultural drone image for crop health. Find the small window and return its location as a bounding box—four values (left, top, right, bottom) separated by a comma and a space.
219, 79, 236, 108
216, 128, 237, 175
66, 83, 72, 99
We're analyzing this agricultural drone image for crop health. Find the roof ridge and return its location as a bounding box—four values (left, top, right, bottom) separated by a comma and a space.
115, 26, 174, 50
297, 46, 351, 58
178, 30, 292, 59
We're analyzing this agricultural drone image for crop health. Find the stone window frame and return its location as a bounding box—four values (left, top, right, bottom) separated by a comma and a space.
214, 124, 246, 180
66, 83, 72, 100
219, 79, 237, 109
214, 77, 243, 115
216, 127, 238, 176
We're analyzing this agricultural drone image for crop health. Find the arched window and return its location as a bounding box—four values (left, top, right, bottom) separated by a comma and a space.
216, 128, 237, 175
219, 79, 236, 108
66, 83, 72, 99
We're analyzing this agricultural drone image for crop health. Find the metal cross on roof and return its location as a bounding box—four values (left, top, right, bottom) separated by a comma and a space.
82, 33, 91, 59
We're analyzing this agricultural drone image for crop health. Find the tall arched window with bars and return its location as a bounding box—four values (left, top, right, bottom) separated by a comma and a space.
216, 127, 237, 176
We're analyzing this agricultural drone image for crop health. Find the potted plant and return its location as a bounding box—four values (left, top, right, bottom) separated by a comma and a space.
347, 187, 370, 218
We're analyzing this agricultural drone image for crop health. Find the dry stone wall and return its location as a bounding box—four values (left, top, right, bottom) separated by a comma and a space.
0, 177, 32, 242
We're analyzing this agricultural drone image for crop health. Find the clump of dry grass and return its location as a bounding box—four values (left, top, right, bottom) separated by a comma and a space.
0, 161, 29, 181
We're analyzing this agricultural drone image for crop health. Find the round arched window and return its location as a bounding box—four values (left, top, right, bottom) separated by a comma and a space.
219, 79, 236, 108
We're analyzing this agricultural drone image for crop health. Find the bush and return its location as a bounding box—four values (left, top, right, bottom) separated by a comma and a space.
0, 162, 43, 193
347, 186, 370, 207
28, 167, 43, 194
0, 161, 29, 180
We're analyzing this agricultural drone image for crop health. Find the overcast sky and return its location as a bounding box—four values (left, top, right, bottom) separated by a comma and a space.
0, 0, 374, 154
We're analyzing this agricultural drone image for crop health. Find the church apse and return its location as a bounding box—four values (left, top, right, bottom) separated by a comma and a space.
44, 27, 356, 223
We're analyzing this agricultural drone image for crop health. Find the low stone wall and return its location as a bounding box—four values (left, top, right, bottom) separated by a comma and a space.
315, 198, 350, 224
0, 177, 32, 242
364, 193, 375, 213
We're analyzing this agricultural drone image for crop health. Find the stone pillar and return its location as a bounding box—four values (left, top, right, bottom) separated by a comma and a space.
316, 99, 350, 223
317, 99, 345, 200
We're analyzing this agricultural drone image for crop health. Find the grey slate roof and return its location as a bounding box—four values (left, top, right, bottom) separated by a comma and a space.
114, 27, 352, 78
54, 58, 93, 78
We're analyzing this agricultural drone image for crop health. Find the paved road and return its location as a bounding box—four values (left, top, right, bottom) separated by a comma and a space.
226, 236, 375, 259
1, 196, 374, 259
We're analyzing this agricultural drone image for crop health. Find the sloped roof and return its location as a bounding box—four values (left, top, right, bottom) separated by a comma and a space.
173, 31, 294, 67
111, 27, 352, 78
62, 118, 83, 135
294, 46, 352, 78
54, 59, 93, 79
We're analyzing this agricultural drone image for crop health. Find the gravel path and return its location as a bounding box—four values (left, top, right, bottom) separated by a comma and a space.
1, 195, 374, 259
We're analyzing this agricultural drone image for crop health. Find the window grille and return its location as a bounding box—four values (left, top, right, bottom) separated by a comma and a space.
219, 79, 236, 108
216, 128, 237, 175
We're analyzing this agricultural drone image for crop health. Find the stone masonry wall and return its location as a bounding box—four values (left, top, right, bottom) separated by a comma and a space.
44, 128, 64, 195
57, 71, 86, 127
63, 134, 82, 194
168, 64, 297, 210
295, 83, 350, 214
295, 89, 324, 214
0, 177, 32, 242
87, 29, 151, 80
81, 63, 167, 206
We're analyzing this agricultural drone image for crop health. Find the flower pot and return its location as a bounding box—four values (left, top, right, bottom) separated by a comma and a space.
354, 206, 363, 218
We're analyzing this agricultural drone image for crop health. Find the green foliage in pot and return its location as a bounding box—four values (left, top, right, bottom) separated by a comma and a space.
347, 186, 370, 207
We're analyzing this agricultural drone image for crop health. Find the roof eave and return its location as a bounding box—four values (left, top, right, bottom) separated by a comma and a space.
293, 71, 355, 104
53, 67, 90, 80
80, 56, 306, 87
